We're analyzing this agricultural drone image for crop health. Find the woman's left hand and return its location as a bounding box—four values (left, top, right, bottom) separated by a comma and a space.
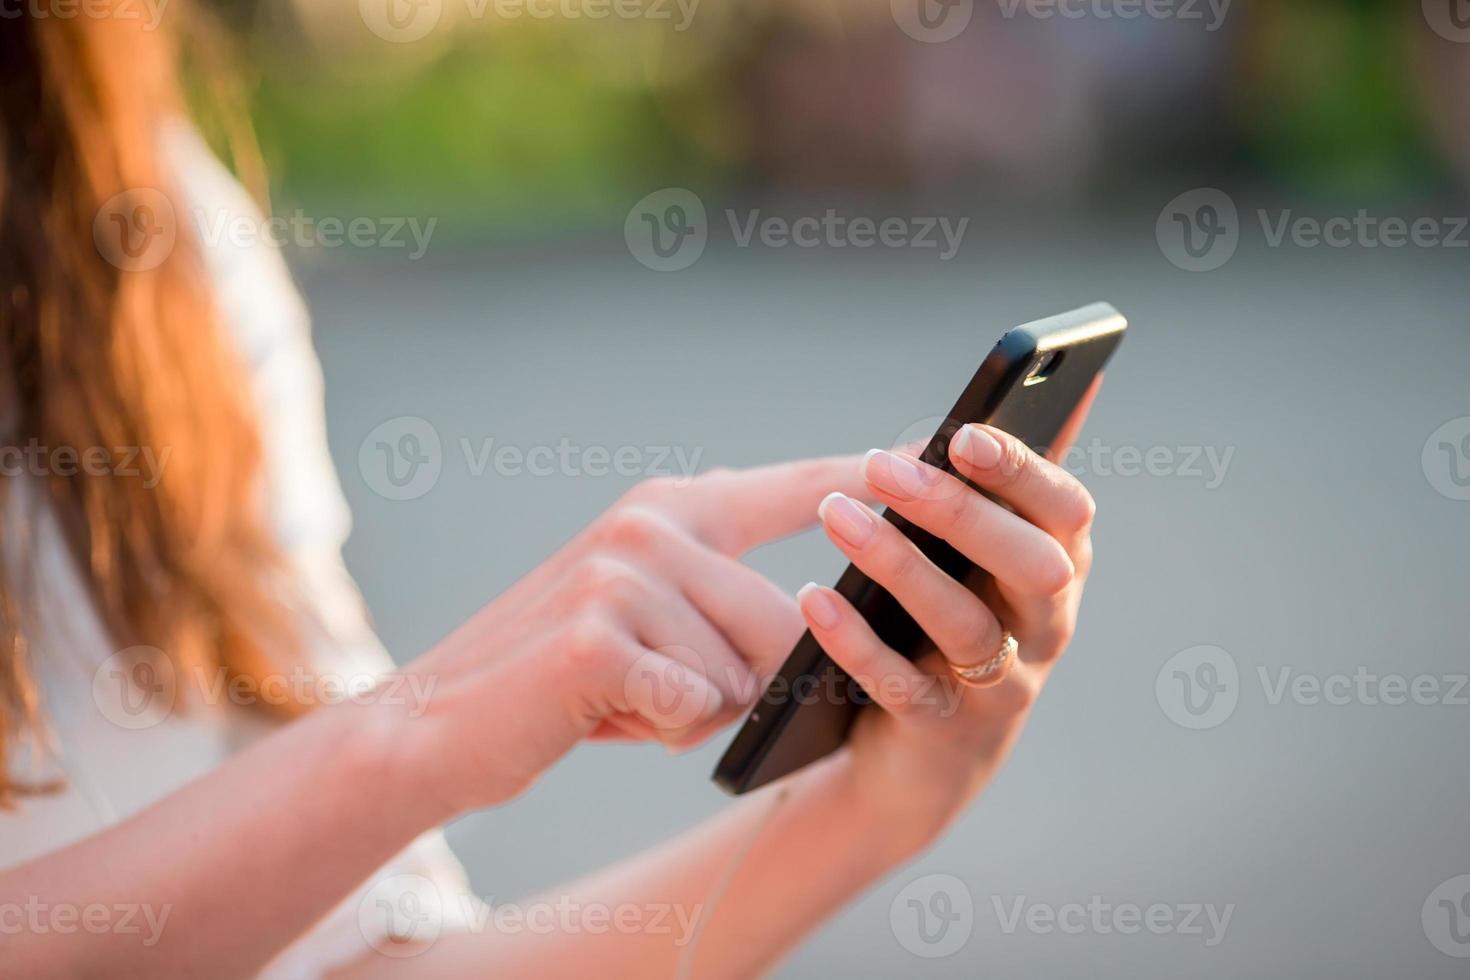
795, 395, 1099, 850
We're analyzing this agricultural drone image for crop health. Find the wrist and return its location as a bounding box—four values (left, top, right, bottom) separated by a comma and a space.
821, 748, 976, 864
316, 693, 460, 834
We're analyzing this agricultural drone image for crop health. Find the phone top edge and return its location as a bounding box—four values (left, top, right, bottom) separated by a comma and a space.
1003, 302, 1126, 356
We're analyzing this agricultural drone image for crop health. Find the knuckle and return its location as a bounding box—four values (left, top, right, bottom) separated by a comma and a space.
995, 673, 1040, 714
940, 481, 972, 528
1072, 536, 1094, 577
949, 601, 998, 659
883, 683, 921, 718
571, 555, 647, 610
556, 614, 621, 677
997, 436, 1033, 488
696, 465, 737, 485
1054, 617, 1077, 651
1059, 483, 1097, 535
622, 475, 676, 506
1031, 613, 1077, 664
881, 541, 924, 593
1034, 544, 1077, 596
797, 457, 838, 490
599, 505, 671, 555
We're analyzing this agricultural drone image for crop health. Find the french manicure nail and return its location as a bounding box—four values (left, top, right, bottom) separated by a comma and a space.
818, 491, 876, 548
863, 448, 928, 500
797, 582, 841, 630
952, 424, 1002, 469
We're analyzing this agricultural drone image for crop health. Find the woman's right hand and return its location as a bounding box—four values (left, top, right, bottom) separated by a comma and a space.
376, 457, 870, 817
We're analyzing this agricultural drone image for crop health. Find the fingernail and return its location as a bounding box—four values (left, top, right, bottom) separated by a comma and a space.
952, 424, 1002, 470
797, 582, 841, 630
818, 491, 876, 548
863, 448, 928, 500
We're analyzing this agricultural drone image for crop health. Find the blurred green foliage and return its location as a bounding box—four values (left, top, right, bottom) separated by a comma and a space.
1238, 1, 1439, 195
218, 0, 1456, 241
244, 31, 741, 241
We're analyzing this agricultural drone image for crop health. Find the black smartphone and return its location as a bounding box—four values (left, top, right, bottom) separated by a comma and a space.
713, 302, 1126, 795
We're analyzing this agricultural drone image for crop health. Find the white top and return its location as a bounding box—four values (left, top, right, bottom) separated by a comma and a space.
0, 126, 475, 978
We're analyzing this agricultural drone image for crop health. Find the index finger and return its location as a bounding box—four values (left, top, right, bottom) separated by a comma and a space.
666, 454, 876, 556
946, 424, 1096, 545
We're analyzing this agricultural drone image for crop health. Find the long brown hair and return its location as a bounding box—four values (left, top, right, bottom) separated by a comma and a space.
0, 11, 306, 803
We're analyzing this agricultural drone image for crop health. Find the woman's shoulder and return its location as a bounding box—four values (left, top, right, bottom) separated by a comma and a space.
162, 121, 313, 369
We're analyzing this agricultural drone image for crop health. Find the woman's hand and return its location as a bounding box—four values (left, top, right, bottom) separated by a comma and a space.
382, 456, 870, 818
795, 393, 1100, 851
